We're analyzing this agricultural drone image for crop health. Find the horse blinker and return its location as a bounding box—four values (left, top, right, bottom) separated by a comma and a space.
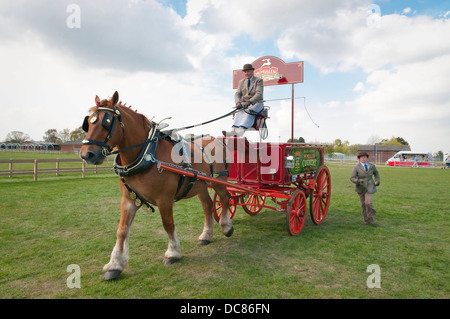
82, 114, 99, 132
82, 116, 89, 132
102, 112, 114, 131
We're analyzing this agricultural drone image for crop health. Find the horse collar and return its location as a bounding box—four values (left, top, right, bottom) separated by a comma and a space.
113, 129, 159, 177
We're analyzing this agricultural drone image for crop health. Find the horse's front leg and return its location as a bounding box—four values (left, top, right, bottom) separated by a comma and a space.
158, 200, 181, 264
103, 196, 138, 280
197, 188, 214, 245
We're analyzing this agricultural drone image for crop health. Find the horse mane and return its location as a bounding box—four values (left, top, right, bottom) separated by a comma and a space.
117, 101, 153, 131
88, 97, 152, 131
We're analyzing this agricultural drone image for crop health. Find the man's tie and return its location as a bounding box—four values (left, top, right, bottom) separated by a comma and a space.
247, 79, 251, 89
365, 163, 368, 171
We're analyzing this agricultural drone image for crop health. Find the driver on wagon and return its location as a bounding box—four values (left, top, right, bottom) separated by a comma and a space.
223, 63, 264, 137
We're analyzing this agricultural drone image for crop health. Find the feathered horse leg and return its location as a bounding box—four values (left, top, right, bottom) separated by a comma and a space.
102, 196, 138, 280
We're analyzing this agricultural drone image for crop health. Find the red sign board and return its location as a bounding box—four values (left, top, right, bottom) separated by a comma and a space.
233, 56, 303, 89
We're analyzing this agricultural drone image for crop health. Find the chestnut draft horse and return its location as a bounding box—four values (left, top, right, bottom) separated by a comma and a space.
80, 91, 232, 280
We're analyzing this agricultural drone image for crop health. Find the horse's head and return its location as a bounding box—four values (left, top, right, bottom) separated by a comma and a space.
80, 91, 124, 165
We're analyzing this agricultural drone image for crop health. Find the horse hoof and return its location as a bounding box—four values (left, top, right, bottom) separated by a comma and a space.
163, 257, 180, 264
198, 240, 211, 245
103, 269, 122, 281
225, 226, 234, 237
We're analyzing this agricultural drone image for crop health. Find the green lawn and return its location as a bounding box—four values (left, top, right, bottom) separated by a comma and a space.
0, 161, 448, 299
0, 151, 114, 174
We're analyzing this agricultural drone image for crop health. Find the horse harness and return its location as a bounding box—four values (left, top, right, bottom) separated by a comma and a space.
82, 106, 126, 156
82, 106, 228, 212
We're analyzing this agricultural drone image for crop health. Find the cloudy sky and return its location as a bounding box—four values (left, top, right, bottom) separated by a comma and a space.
1, 0, 449, 153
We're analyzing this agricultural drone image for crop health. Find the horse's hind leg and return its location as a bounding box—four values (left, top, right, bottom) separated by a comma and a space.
197, 188, 214, 245
103, 197, 138, 280
158, 200, 181, 264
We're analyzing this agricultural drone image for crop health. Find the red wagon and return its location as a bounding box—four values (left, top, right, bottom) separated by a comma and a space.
156, 56, 330, 235
211, 136, 331, 235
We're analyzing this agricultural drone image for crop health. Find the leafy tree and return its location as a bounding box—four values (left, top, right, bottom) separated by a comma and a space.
380, 136, 409, 146
43, 129, 61, 144
5, 131, 31, 143
395, 137, 409, 145
287, 136, 306, 143
58, 128, 71, 143
434, 150, 443, 161
69, 127, 86, 141
324, 138, 354, 155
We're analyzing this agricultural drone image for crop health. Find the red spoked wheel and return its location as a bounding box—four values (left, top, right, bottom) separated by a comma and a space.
213, 192, 237, 222
310, 166, 331, 225
241, 194, 266, 215
286, 189, 307, 236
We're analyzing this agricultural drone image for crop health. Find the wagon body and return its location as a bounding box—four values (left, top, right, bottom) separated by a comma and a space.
222, 137, 323, 186
211, 136, 331, 235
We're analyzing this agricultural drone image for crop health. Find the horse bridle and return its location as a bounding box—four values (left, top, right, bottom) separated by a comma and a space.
82, 106, 124, 156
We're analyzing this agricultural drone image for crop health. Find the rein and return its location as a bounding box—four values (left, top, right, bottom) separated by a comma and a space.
83, 105, 235, 211
83, 107, 237, 156
170, 109, 237, 133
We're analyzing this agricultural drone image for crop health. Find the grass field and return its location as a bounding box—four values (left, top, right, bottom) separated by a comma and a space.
0, 151, 114, 174
0, 156, 448, 299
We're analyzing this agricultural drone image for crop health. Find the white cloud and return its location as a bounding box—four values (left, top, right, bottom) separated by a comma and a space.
277, 8, 450, 73
349, 54, 450, 150
276, 7, 450, 151
353, 82, 365, 92
0, 0, 197, 72
0, 29, 234, 142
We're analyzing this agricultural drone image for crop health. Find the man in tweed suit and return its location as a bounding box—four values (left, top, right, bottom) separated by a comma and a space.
350, 151, 381, 224
223, 63, 264, 136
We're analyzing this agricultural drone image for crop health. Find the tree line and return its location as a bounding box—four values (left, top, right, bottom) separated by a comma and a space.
3, 130, 446, 161
3, 127, 85, 144
289, 136, 410, 156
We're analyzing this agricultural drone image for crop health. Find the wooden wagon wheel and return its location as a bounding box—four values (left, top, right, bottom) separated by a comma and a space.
213, 191, 237, 222
241, 194, 266, 215
309, 165, 331, 225
286, 189, 307, 236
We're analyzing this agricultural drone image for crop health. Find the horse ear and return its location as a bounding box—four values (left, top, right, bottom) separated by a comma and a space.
95, 95, 100, 105
112, 91, 119, 106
